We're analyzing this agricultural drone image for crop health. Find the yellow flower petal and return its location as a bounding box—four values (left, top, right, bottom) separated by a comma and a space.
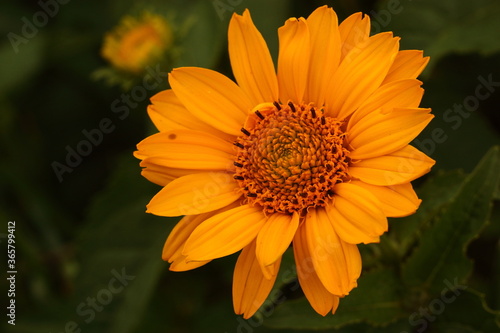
331, 295, 340, 314
169, 67, 253, 136
327, 182, 388, 244
351, 181, 421, 218
140, 167, 172, 186
326, 32, 400, 120
163, 213, 215, 262
146, 172, 241, 216
348, 107, 434, 160
304, 208, 361, 296
338, 12, 370, 61
233, 240, 280, 319
383, 50, 430, 84
136, 130, 235, 171
293, 223, 340, 316
137, 161, 200, 186
148, 90, 234, 140
164, 203, 242, 271
163, 211, 227, 271
277, 17, 310, 103
169, 256, 209, 272
304, 5, 341, 106
182, 204, 266, 261
256, 212, 299, 278
148, 91, 186, 132
349, 145, 435, 185
228, 10, 278, 105
348, 79, 424, 128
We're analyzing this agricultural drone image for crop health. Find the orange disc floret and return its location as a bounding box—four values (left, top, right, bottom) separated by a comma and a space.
234, 101, 350, 214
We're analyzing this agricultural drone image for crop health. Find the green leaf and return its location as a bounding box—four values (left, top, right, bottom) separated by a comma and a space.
390, 170, 466, 257
432, 289, 500, 332
401, 146, 500, 294
357, 170, 468, 272
381, 0, 500, 73
265, 268, 404, 330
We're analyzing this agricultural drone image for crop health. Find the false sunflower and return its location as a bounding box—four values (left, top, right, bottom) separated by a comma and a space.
102, 11, 172, 73
135, 5, 434, 318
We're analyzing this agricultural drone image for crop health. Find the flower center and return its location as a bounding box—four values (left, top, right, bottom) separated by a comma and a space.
234, 102, 350, 215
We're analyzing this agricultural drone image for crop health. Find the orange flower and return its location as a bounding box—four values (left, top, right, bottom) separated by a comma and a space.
101, 11, 172, 73
135, 6, 434, 318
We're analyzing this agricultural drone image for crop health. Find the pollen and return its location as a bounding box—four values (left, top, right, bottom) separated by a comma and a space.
234, 102, 350, 214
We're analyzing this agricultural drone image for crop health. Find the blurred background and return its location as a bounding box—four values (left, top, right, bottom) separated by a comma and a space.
1, 0, 499, 332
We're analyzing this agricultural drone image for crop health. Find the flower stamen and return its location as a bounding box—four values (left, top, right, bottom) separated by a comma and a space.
241, 128, 251, 136
273, 101, 282, 110
234, 142, 245, 149
255, 110, 265, 120
234, 101, 350, 215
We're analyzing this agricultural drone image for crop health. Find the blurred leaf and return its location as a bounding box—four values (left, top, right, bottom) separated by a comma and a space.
383, 0, 500, 72
74, 153, 174, 333
401, 146, 500, 294
171, 0, 227, 69
265, 268, 404, 330
0, 33, 45, 93
432, 289, 500, 332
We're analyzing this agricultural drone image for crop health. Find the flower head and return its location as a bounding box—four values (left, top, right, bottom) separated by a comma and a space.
101, 11, 172, 73
135, 6, 434, 318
